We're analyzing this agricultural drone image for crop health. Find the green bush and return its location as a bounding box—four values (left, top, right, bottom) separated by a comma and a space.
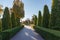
34, 26, 60, 40
2, 31, 10, 40
0, 19, 2, 32
1, 26, 24, 40
0, 32, 2, 40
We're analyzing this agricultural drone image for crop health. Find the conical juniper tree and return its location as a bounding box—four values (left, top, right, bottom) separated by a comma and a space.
32, 15, 37, 26
11, 12, 16, 28
50, 0, 60, 30
37, 11, 42, 27
42, 5, 50, 28
2, 7, 12, 30
0, 19, 2, 32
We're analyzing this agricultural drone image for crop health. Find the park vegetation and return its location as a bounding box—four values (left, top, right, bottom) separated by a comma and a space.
37, 11, 42, 27
0, 0, 60, 40
33, 0, 60, 40
0, 0, 24, 40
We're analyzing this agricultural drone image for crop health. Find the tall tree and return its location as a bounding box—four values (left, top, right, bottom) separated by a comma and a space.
37, 11, 42, 27
0, 19, 2, 32
12, 0, 25, 27
0, 5, 3, 13
32, 15, 37, 25
13, 4, 21, 18
42, 5, 50, 28
0, 5, 3, 31
2, 7, 12, 30
11, 12, 16, 28
50, 0, 60, 30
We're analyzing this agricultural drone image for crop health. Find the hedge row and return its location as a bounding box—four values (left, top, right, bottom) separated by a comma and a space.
0, 26, 24, 40
34, 26, 60, 40
0, 19, 2, 32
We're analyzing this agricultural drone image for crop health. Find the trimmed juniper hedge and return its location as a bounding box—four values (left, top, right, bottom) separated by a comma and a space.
34, 26, 60, 40
1, 25, 24, 40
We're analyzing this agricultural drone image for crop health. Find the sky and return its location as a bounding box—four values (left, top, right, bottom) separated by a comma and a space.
0, 0, 52, 21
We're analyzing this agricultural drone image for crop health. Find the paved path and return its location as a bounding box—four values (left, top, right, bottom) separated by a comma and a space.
10, 25, 44, 40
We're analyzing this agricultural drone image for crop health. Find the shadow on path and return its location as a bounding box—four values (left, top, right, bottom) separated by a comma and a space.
10, 25, 44, 40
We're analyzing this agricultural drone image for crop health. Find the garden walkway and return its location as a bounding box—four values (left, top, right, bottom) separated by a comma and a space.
10, 25, 44, 40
